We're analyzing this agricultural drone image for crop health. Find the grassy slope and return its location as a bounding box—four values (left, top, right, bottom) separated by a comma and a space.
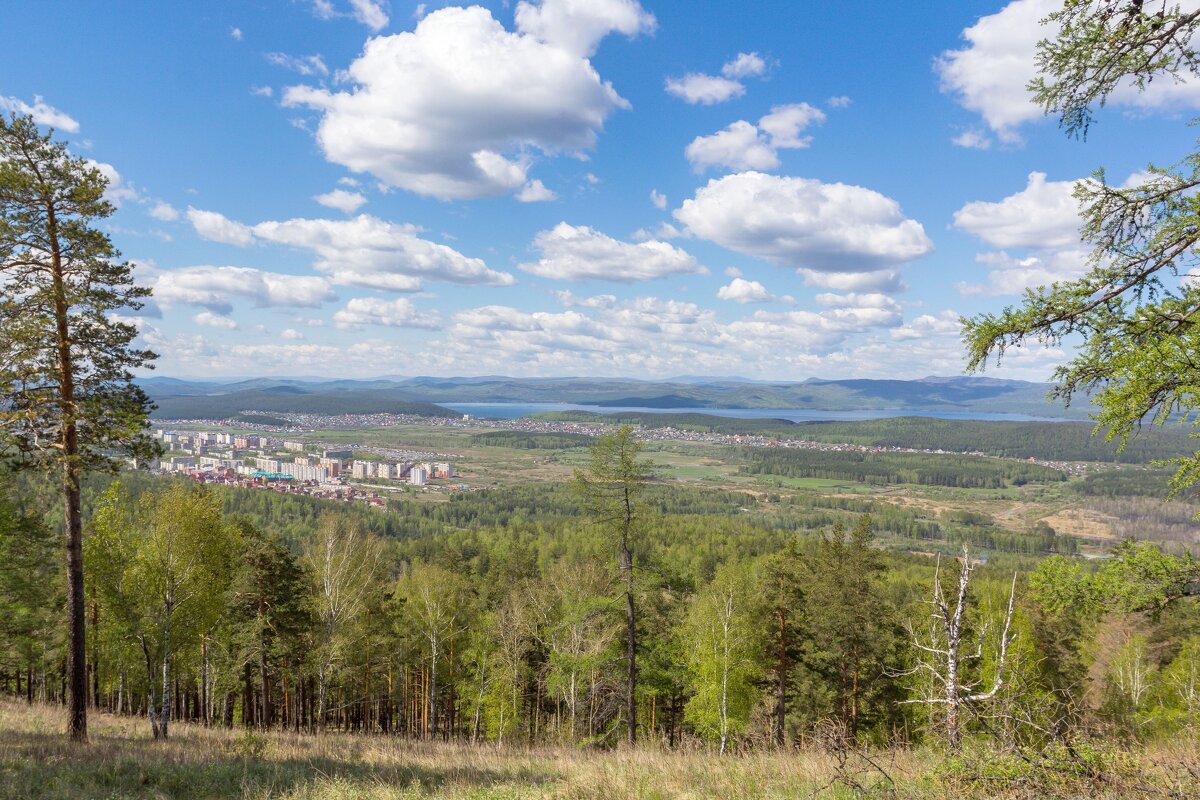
2, 701, 1197, 799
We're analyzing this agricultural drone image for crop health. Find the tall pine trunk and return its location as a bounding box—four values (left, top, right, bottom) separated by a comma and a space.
48, 202, 88, 744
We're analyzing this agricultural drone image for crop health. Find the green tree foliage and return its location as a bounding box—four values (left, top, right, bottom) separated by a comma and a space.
0, 113, 158, 741
396, 563, 474, 738
220, 521, 311, 731
964, 2, 1200, 496
802, 517, 902, 741
527, 560, 621, 743
471, 431, 593, 449
755, 539, 806, 746
87, 482, 234, 738
0, 488, 60, 702
681, 562, 761, 753
575, 425, 652, 745
742, 449, 1065, 489
302, 515, 386, 728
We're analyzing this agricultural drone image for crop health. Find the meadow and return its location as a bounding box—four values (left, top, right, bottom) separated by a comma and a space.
5, 699, 1198, 800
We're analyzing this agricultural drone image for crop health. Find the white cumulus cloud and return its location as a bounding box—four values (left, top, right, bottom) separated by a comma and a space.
0, 95, 80, 132
192, 311, 239, 329
938, 0, 1200, 141
675, 171, 932, 274
721, 52, 767, 79
516, 179, 558, 202
187, 209, 515, 290
153, 266, 337, 314
514, 0, 655, 57
666, 52, 770, 105
952, 171, 1082, 249
148, 201, 180, 221
314, 188, 368, 213
349, 0, 389, 31
686, 103, 825, 172
520, 222, 706, 282
717, 278, 774, 303
665, 73, 745, 105
283, 5, 639, 200
333, 297, 442, 329
186, 207, 254, 246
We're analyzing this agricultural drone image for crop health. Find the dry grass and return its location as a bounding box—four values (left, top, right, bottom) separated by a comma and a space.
2, 700, 1196, 799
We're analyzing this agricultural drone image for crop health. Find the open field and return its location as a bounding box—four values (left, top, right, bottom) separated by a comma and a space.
5, 701, 1200, 800
164, 419, 1200, 557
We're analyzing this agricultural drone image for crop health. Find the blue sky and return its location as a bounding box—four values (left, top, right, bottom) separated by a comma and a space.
3, 0, 1193, 380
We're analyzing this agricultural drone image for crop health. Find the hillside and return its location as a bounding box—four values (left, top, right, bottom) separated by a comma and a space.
139, 375, 1092, 418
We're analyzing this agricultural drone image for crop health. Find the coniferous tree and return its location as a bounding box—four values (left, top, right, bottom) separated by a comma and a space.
964, 3, 1200, 497
0, 487, 60, 703
575, 425, 651, 745
0, 114, 158, 741
803, 516, 899, 741
756, 538, 806, 746
224, 521, 311, 731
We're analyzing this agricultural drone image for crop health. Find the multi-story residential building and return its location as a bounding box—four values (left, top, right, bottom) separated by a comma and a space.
409, 465, 428, 486
253, 457, 284, 474
289, 463, 330, 482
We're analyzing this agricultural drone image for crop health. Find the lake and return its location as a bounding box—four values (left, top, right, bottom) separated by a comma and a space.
440, 402, 1078, 423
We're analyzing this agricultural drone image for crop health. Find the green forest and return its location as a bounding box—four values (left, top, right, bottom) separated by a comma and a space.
3, 428, 1198, 789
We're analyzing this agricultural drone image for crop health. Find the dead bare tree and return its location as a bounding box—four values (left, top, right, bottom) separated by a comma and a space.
895, 547, 1017, 749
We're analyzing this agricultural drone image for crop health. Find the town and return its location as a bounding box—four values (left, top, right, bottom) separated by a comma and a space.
151, 428, 457, 507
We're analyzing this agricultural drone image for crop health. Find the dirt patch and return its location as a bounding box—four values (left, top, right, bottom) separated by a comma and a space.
1040, 507, 1119, 542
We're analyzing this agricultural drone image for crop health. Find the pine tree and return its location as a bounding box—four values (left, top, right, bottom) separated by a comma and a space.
803, 516, 897, 740
0, 114, 158, 741
756, 538, 806, 746
224, 521, 312, 731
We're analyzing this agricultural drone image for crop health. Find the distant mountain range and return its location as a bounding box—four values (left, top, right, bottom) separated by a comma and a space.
139, 375, 1091, 420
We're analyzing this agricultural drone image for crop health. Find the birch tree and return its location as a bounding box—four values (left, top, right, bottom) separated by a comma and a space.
88, 482, 233, 739
0, 114, 158, 742
898, 548, 1017, 750
530, 560, 619, 741
682, 563, 760, 754
303, 514, 385, 729
396, 563, 473, 738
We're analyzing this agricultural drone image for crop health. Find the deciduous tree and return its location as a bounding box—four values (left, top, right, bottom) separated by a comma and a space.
682, 562, 760, 754
88, 482, 233, 739
303, 514, 385, 728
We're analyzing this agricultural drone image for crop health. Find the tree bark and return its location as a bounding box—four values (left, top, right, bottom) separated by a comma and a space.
622, 538, 636, 746
48, 201, 87, 744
